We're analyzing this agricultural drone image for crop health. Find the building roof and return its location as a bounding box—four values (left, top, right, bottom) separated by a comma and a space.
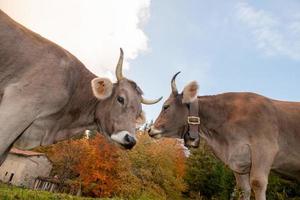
10, 148, 45, 157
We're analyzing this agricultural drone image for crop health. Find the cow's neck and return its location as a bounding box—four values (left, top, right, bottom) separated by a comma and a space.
54, 67, 99, 141
197, 95, 231, 163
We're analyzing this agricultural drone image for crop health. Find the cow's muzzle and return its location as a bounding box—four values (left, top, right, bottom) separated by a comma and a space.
111, 131, 137, 150
123, 134, 136, 149
96, 121, 136, 149
148, 126, 163, 139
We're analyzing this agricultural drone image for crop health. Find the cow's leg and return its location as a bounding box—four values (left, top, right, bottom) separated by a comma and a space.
0, 85, 40, 157
250, 173, 268, 200
234, 173, 251, 200
249, 145, 277, 200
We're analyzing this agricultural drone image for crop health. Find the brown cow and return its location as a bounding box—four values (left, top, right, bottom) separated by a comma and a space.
149, 72, 300, 200
0, 9, 162, 163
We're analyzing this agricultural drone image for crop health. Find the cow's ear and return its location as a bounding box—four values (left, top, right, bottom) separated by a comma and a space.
182, 81, 199, 104
136, 111, 146, 126
91, 77, 113, 100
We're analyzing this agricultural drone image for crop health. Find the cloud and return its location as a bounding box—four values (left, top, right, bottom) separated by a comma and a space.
0, 0, 151, 79
236, 1, 300, 60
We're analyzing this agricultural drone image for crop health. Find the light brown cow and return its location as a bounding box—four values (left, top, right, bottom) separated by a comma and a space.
0, 9, 162, 163
149, 72, 300, 200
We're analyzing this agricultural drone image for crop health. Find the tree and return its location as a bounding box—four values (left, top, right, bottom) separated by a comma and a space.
75, 134, 119, 197
47, 134, 120, 197
46, 131, 187, 199
184, 142, 235, 200
116, 132, 187, 200
184, 141, 300, 200
47, 139, 87, 191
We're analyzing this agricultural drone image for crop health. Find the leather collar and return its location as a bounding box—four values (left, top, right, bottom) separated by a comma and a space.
186, 99, 200, 140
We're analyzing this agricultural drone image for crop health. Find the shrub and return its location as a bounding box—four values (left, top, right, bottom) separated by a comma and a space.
184, 142, 235, 200
184, 141, 300, 200
46, 131, 187, 199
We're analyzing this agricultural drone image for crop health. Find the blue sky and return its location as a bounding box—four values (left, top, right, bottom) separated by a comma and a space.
128, 0, 300, 120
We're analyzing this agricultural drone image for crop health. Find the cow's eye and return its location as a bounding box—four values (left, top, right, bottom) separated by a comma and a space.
117, 96, 125, 104
163, 105, 169, 110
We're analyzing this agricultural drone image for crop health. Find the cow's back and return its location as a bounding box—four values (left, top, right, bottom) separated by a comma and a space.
0, 10, 44, 80
0, 10, 98, 150
0, 9, 86, 91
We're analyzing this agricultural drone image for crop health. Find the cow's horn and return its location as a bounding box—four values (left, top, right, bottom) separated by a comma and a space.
141, 96, 163, 105
171, 71, 181, 95
116, 48, 124, 81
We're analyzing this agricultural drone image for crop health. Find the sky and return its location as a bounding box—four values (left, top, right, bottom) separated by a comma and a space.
1, 0, 300, 121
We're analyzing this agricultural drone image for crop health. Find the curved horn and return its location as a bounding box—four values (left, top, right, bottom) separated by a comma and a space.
141, 96, 163, 105
171, 71, 181, 95
116, 48, 124, 81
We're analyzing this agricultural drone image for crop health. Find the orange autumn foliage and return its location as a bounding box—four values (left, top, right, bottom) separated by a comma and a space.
48, 134, 120, 197
116, 132, 187, 199
74, 134, 119, 197
47, 131, 187, 199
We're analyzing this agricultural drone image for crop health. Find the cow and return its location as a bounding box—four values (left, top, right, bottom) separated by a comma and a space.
0, 9, 162, 163
148, 72, 300, 200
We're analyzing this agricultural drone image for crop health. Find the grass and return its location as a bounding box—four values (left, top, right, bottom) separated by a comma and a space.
0, 183, 117, 200
0, 183, 164, 200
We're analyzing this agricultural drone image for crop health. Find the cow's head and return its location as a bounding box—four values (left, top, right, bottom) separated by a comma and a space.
148, 72, 200, 148
91, 49, 162, 149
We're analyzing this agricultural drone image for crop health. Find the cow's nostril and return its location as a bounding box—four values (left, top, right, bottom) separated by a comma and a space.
124, 134, 136, 147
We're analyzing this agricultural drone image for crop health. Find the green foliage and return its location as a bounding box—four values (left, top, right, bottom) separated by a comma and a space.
267, 173, 300, 200
184, 143, 235, 200
115, 133, 187, 200
44, 132, 186, 199
184, 142, 300, 200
